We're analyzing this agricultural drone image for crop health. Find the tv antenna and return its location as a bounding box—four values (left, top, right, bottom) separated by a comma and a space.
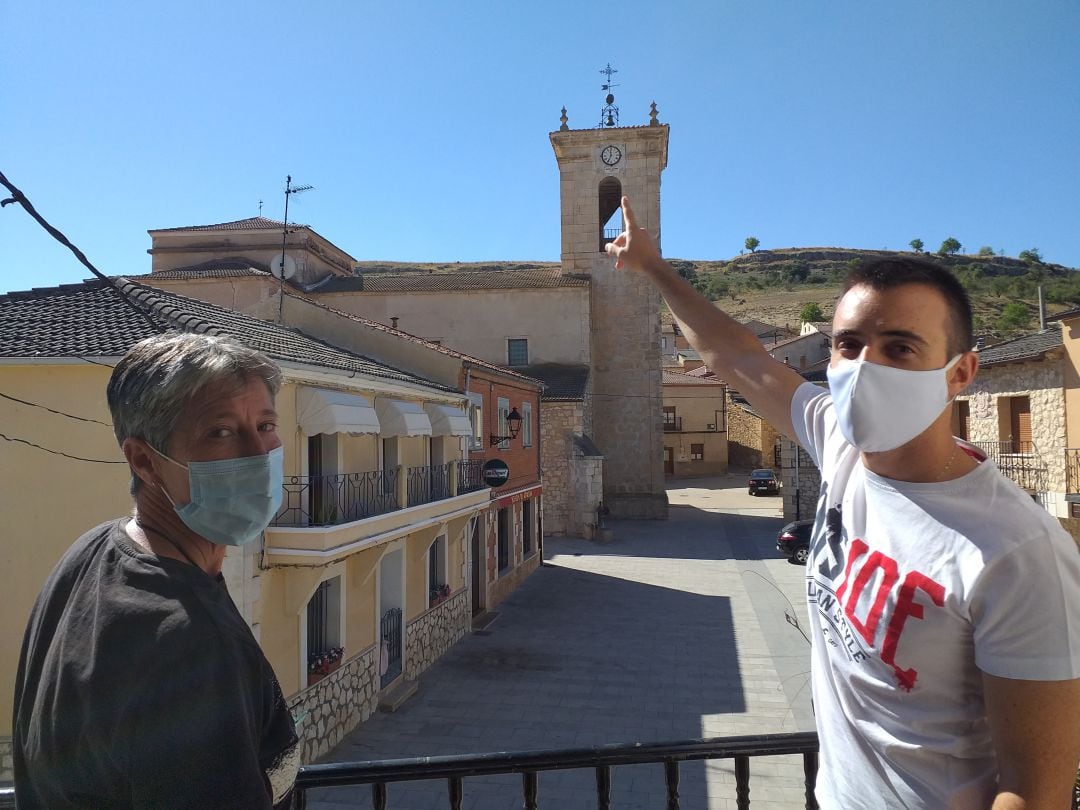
277, 174, 313, 322
598, 63, 620, 128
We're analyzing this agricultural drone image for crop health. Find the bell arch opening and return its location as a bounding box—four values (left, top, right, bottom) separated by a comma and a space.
598, 176, 623, 252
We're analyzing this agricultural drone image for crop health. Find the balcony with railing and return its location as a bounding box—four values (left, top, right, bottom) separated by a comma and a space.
457, 458, 485, 494
663, 416, 683, 432
408, 463, 452, 507
274, 469, 400, 527
970, 440, 1049, 493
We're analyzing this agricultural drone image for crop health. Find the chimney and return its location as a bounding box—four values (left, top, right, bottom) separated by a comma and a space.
1038, 286, 1046, 331
390, 316, 399, 330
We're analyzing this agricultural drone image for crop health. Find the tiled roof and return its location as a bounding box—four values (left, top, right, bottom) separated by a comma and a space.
1047, 307, 1080, 322
663, 370, 724, 386
151, 216, 308, 233
318, 269, 589, 294
0, 279, 454, 392
684, 365, 715, 378
131, 258, 273, 280
517, 364, 590, 401
977, 324, 1063, 367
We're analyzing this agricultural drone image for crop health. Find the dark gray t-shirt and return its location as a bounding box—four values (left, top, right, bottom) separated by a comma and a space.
13, 519, 299, 809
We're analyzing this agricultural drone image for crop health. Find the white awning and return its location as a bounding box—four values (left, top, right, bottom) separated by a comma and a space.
375, 398, 433, 437
423, 404, 473, 437
297, 387, 380, 436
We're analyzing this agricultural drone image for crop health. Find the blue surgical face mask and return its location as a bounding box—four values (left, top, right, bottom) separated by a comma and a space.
152, 445, 284, 546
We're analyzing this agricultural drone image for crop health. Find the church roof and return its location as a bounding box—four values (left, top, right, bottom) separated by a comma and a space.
317, 268, 589, 294
133, 258, 273, 280
150, 216, 306, 233
517, 364, 590, 402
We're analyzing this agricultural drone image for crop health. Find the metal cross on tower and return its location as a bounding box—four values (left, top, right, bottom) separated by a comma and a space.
598, 63, 620, 128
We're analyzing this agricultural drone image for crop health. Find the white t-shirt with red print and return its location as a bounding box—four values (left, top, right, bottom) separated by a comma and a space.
791, 382, 1080, 809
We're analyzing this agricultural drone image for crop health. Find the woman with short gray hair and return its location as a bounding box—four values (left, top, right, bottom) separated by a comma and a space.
14, 332, 299, 809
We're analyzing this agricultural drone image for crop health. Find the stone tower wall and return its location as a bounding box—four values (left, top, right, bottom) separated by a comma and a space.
550, 124, 670, 520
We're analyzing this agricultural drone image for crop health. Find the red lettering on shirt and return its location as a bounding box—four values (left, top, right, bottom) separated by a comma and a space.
881, 570, 946, 691
825, 539, 947, 692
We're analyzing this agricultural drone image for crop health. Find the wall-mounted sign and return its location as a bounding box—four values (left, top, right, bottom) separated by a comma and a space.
482, 459, 510, 487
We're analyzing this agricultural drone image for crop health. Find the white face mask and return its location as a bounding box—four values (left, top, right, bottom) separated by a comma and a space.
826, 355, 962, 453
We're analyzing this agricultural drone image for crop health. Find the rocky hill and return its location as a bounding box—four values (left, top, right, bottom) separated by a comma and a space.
356, 248, 1080, 341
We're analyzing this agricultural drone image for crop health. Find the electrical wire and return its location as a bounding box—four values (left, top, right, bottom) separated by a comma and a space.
0, 391, 112, 426
0, 432, 126, 464
0, 170, 164, 333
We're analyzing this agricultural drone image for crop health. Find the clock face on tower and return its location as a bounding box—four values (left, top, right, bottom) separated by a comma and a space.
601, 145, 622, 166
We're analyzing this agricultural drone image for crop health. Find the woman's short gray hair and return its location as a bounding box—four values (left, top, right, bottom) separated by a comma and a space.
108, 333, 282, 488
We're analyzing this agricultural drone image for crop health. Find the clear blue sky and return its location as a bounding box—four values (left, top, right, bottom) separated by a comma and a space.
3, 0, 1078, 293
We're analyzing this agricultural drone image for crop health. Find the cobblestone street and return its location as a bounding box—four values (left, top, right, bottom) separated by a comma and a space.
306, 474, 814, 810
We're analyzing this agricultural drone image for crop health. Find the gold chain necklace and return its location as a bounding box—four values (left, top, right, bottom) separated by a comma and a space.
938, 444, 960, 482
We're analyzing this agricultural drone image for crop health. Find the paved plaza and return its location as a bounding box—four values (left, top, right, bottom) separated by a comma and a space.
306, 474, 815, 810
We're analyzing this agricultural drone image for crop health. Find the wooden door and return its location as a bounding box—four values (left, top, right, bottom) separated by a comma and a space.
1010, 397, 1032, 453
664, 447, 674, 476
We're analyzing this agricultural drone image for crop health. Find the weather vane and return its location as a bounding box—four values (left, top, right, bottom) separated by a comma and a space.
599, 63, 620, 128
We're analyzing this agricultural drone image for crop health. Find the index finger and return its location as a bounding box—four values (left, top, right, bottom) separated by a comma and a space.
621, 196, 637, 231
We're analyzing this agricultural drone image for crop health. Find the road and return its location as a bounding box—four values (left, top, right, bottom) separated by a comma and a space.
305, 473, 814, 809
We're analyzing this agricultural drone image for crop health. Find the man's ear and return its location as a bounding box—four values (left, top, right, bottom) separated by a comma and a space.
948, 351, 979, 396
122, 438, 160, 490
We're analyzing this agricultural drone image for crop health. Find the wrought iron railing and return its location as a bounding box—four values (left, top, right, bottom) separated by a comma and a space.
1067, 449, 1080, 495
408, 463, 452, 507
380, 607, 402, 688
292, 732, 821, 810
458, 459, 485, 493
273, 469, 399, 527
971, 440, 1049, 492
663, 416, 683, 432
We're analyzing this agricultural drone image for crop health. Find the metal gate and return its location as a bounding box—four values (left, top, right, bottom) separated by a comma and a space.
380, 607, 402, 688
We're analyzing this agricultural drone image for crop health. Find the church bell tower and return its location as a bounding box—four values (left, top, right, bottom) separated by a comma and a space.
549, 74, 669, 521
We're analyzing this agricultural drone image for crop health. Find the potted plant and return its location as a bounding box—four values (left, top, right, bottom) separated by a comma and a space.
428, 583, 451, 608
307, 646, 345, 686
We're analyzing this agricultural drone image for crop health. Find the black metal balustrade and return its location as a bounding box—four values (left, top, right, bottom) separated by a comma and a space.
273, 469, 399, 528
970, 440, 1049, 493
407, 463, 452, 507
292, 731, 821, 810
380, 607, 402, 688
458, 459, 485, 494
663, 416, 683, 432
1067, 449, 1080, 495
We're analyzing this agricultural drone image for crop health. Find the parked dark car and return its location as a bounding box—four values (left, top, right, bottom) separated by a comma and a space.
748, 468, 780, 496
777, 519, 814, 564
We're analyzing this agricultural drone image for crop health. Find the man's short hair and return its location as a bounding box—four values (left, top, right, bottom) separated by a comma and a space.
842, 257, 974, 357
107, 332, 282, 494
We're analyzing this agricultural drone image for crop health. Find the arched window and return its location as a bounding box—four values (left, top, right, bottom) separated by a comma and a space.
598, 176, 622, 252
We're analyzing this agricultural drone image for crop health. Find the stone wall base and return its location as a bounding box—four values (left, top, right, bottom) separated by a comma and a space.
0, 735, 12, 785
405, 588, 471, 681
288, 645, 378, 765
606, 492, 669, 520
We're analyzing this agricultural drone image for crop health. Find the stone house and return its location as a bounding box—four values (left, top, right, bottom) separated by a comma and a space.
0, 278, 541, 776
952, 324, 1065, 503
661, 370, 728, 477
726, 393, 782, 473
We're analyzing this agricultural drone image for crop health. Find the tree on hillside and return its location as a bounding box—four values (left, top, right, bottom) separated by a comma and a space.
977, 246, 995, 257
997, 301, 1031, 333
800, 302, 826, 323
909, 238, 924, 253
938, 237, 962, 256
705, 274, 730, 301
1019, 247, 1043, 264
745, 236, 760, 253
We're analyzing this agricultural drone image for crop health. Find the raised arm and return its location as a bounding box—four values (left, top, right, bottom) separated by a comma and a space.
606, 196, 808, 440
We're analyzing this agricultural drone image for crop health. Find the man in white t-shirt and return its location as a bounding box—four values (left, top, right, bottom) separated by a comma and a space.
607, 197, 1080, 808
